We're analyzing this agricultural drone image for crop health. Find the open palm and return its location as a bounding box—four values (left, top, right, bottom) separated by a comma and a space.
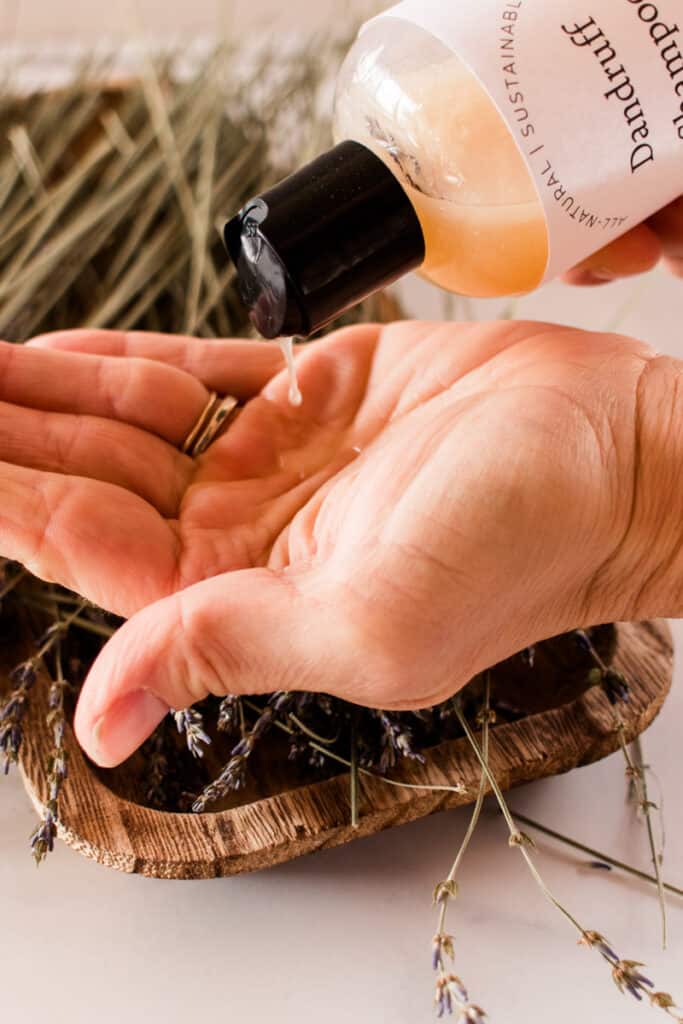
1, 320, 665, 764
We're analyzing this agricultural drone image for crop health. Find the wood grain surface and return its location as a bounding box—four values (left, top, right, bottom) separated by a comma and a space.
12, 620, 673, 880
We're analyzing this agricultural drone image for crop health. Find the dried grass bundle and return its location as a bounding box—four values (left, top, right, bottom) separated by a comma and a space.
0, 42, 397, 343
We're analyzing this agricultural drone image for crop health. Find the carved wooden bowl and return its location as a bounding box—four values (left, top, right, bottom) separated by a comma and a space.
9, 620, 673, 879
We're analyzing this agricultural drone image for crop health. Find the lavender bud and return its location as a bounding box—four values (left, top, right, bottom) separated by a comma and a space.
9, 662, 37, 689
579, 930, 619, 964
602, 669, 630, 705
217, 695, 240, 733
231, 736, 253, 759
252, 707, 274, 739
460, 1005, 487, 1023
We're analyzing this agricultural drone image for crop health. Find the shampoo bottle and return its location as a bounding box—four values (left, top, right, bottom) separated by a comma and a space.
225, 0, 683, 338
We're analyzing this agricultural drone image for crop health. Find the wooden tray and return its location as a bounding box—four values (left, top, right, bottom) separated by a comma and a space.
13, 620, 672, 880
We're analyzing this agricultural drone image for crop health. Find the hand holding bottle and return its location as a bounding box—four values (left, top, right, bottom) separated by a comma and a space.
1, 321, 681, 767
226, 3, 683, 335
567, 194, 683, 284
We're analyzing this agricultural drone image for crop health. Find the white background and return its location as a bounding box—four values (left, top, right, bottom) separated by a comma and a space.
2, 2, 682, 1022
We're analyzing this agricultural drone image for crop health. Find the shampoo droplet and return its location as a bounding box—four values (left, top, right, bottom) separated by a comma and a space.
278, 336, 302, 407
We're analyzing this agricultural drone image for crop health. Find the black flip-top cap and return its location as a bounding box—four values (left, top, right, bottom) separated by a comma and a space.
224, 140, 425, 339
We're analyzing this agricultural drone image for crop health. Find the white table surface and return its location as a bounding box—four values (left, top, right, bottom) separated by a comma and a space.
2, 269, 683, 1024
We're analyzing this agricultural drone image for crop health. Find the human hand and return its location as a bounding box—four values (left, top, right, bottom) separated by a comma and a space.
4, 321, 681, 767
565, 195, 683, 285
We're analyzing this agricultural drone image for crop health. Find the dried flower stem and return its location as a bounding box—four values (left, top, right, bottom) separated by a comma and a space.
17, 596, 116, 639
453, 703, 682, 1020
454, 702, 585, 934
432, 675, 491, 1019
34, 601, 91, 658
510, 812, 683, 898
242, 698, 466, 799
29, 640, 69, 864
0, 565, 26, 601
632, 736, 667, 859
30, 590, 91, 607
288, 713, 339, 746
444, 682, 492, 885
577, 629, 668, 948
618, 723, 667, 948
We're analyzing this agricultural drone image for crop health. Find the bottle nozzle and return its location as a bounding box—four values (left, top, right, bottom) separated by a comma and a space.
224, 140, 425, 339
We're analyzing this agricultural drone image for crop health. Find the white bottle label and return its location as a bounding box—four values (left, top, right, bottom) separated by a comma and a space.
371, 0, 683, 280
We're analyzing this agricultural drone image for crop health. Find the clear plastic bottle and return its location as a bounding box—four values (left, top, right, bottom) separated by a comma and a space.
333, 17, 548, 299
224, 2, 682, 339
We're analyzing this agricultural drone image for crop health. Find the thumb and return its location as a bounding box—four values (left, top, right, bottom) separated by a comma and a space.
74, 568, 348, 767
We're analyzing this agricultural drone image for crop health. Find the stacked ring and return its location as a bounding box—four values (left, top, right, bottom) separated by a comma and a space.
181, 393, 241, 457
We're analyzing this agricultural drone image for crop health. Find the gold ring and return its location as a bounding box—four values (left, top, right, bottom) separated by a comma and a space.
181, 393, 241, 457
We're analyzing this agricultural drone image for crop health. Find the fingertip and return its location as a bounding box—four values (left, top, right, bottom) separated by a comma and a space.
585, 225, 662, 280
562, 268, 615, 287
73, 601, 178, 764
27, 329, 103, 350
76, 688, 169, 767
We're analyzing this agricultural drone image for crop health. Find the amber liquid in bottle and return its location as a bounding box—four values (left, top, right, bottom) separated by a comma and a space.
334, 19, 549, 299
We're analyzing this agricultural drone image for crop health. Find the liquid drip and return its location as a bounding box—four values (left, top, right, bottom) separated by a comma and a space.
278, 336, 302, 407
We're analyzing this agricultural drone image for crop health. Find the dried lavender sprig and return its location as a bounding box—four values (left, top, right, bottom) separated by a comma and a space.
453, 703, 681, 1020
29, 641, 69, 864
195, 692, 347, 814
192, 705, 276, 812
582, 935, 683, 1020
253, 699, 676, 1021
217, 694, 242, 735
241, 698, 467, 800
1, 600, 87, 773
432, 675, 491, 1019
0, 661, 36, 774
434, 974, 486, 1022
172, 707, 211, 759
33, 601, 90, 660
191, 745, 250, 811
376, 711, 425, 773
576, 629, 667, 947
